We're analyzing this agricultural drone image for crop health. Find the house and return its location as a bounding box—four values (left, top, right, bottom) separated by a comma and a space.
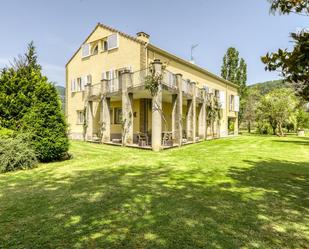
66, 23, 239, 151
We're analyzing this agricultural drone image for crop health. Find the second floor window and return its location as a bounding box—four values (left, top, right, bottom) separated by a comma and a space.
107, 33, 119, 50
77, 78, 82, 91
103, 40, 108, 51
230, 95, 234, 111
82, 44, 90, 57
92, 45, 98, 55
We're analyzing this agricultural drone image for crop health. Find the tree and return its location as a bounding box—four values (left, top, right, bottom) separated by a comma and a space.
262, 1, 309, 101
206, 93, 222, 138
0, 42, 42, 128
221, 47, 248, 125
21, 80, 69, 162
295, 103, 309, 130
0, 42, 69, 162
221, 48, 240, 84
268, 0, 309, 15
257, 88, 297, 136
236, 58, 247, 97
242, 88, 259, 133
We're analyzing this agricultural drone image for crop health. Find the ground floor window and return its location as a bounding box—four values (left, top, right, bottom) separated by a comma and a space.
77, 110, 84, 125
228, 117, 236, 135
114, 108, 122, 124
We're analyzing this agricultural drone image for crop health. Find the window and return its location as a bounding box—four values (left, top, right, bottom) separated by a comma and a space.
77, 77, 82, 91
107, 33, 119, 50
77, 110, 84, 124
214, 89, 220, 98
103, 40, 108, 51
92, 44, 98, 55
105, 71, 111, 80
82, 43, 90, 57
114, 108, 122, 124
86, 74, 92, 84
230, 95, 234, 111
71, 79, 76, 92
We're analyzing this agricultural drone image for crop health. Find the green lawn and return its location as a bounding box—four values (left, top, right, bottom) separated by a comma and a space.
0, 135, 308, 249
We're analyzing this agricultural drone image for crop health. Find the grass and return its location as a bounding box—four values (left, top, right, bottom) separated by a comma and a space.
0, 135, 308, 249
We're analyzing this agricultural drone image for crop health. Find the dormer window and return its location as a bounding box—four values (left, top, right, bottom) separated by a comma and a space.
107, 33, 119, 50
82, 44, 90, 58
92, 44, 98, 55
103, 40, 108, 51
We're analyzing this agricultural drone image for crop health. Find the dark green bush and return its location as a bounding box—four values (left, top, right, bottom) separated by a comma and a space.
21, 81, 69, 162
0, 134, 38, 173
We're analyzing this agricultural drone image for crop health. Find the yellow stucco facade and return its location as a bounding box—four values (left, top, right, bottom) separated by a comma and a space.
66, 23, 239, 150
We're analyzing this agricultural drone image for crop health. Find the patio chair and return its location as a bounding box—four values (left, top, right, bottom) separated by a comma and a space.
137, 132, 149, 147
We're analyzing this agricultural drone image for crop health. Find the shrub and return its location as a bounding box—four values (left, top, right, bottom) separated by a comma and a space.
0, 127, 14, 138
257, 122, 273, 135
21, 81, 69, 162
0, 134, 38, 173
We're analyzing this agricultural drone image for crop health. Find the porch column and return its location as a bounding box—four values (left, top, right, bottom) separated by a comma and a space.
192, 82, 197, 142
121, 69, 134, 145
152, 59, 163, 151
86, 101, 93, 141
101, 96, 111, 143
198, 89, 206, 140
186, 99, 193, 141
172, 73, 183, 146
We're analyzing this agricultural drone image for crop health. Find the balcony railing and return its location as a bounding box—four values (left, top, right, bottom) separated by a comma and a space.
86, 68, 206, 98
131, 68, 148, 87
88, 83, 102, 97
182, 79, 193, 95
162, 70, 177, 89
107, 78, 121, 93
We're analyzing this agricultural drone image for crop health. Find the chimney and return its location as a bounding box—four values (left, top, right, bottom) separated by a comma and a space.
136, 31, 150, 43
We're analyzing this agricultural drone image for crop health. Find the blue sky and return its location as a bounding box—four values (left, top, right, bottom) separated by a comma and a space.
0, 0, 307, 86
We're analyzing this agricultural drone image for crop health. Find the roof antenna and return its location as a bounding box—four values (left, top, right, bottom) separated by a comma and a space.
190, 44, 199, 64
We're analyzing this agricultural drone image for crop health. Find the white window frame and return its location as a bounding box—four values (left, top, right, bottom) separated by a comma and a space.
78, 77, 83, 91
107, 33, 119, 50
81, 43, 90, 58
71, 79, 77, 92
86, 74, 92, 85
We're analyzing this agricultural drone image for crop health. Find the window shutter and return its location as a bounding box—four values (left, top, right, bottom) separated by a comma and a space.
71, 79, 74, 92
234, 96, 240, 112
87, 74, 92, 84
81, 76, 85, 91
73, 79, 77, 92
107, 33, 119, 50
82, 44, 90, 57
219, 91, 225, 109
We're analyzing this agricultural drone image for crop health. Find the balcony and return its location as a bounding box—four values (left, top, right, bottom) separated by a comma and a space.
86, 68, 203, 100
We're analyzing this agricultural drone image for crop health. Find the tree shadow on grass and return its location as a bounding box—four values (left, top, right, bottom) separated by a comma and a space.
0, 159, 308, 249
273, 139, 309, 146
